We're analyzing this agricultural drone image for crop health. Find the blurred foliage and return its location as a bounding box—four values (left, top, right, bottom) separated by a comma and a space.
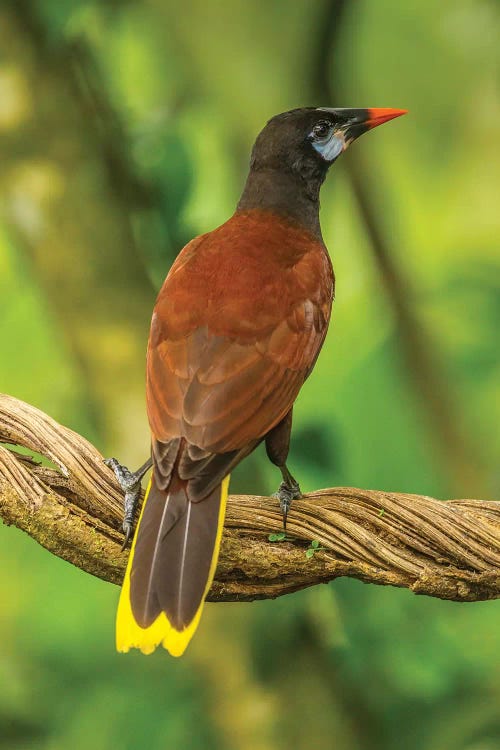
0, 0, 499, 748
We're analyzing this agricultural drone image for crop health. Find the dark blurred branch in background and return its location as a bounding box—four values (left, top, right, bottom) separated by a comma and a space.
1, 394, 498, 603
9, 0, 161, 222
1, 1, 158, 449
311, 0, 485, 496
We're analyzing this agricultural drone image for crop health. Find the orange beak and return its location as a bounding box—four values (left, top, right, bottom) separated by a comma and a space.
365, 108, 408, 129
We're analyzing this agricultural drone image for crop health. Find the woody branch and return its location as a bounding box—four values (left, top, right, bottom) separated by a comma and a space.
0, 394, 498, 603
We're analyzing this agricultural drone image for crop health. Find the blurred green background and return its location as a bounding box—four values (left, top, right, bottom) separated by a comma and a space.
1, 0, 499, 748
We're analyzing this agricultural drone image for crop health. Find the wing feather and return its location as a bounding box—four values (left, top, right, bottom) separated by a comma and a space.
148, 296, 329, 456
147, 213, 334, 489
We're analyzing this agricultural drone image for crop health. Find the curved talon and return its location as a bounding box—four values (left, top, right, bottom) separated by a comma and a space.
282, 503, 289, 531
279, 493, 292, 531
104, 456, 118, 472
104, 456, 152, 551
273, 480, 301, 530
121, 522, 133, 551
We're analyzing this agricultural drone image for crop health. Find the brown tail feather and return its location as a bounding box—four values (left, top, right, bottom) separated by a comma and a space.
116, 471, 229, 656
131, 472, 222, 630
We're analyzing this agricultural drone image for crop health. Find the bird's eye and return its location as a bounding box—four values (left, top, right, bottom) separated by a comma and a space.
312, 121, 333, 140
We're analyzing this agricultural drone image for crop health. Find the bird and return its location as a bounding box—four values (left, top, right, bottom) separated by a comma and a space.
108, 106, 407, 656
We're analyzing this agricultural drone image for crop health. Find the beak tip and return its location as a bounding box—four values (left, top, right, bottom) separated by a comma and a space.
366, 107, 408, 128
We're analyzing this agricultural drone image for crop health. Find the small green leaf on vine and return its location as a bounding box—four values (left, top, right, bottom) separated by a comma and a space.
305, 539, 325, 559
268, 531, 287, 542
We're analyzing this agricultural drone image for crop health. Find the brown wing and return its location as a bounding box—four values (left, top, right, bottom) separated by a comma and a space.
146, 212, 334, 497
148, 297, 328, 454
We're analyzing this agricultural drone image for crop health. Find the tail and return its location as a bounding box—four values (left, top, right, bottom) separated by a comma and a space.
116, 470, 230, 656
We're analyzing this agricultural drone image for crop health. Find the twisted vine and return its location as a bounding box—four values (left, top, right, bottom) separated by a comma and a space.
0, 394, 498, 603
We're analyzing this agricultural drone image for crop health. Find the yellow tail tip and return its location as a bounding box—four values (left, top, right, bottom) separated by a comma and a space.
116, 610, 193, 657
116, 590, 206, 657
115, 475, 230, 656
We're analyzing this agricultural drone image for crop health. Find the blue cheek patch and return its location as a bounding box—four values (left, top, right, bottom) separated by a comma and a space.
312, 135, 344, 162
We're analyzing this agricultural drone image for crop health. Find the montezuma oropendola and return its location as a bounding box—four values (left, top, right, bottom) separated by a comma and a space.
108, 106, 407, 656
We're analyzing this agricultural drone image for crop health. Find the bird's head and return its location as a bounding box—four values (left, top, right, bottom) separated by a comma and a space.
250, 107, 407, 181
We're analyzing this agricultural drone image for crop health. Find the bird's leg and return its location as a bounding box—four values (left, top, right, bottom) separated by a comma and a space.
265, 410, 302, 529
274, 463, 302, 530
104, 456, 152, 549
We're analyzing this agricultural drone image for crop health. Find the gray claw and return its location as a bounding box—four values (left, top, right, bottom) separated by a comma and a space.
273, 480, 302, 530
121, 522, 133, 552
105, 458, 139, 491
104, 456, 152, 549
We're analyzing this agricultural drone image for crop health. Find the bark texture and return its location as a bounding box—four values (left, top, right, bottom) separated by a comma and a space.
1, 394, 499, 603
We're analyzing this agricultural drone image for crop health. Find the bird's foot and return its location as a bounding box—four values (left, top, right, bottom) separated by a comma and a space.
273, 479, 302, 530
104, 457, 152, 550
